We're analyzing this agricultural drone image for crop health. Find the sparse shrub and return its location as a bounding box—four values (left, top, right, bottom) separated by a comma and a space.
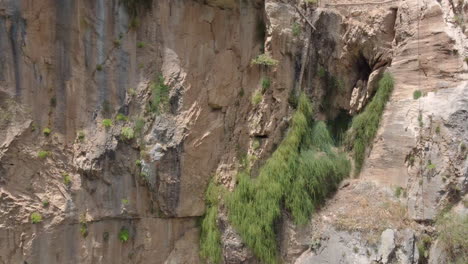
137, 41, 145, 48
418, 112, 424, 127
121, 127, 135, 140
251, 90, 262, 105
413, 90, 422, 100
37, 150, 49, 159
305, 0, 317, 4
43, 127, 51, 136
427, 160, 436, 170
346, 73, 394, 174
62, 173, 72, 187
128, 88, 137, 96
77, 131, 85, 141
116, 113, 128, 122
317, 66, 326, 78
261, 78, 271, 93
150, 75, 170, 113
31, 212, 42, 224
102, 119, 113, 128
119, 228, 130, 242
252, 139, 260, 150
292, 22, 301, 36
96, 64, 103, 71
122, 198, 129, 205
394, 186, 403, 198
436, 212, 467, 263
435, 125, 440, 134
251, 53, 279, 66
80, 224, 88, 237
42, 199, 50, 207
135, 159, 142, 167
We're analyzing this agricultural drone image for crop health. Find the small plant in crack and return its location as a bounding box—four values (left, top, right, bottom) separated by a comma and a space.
31, 212, 42, 224
119, 228, 130, 242
62, 173, 72, 187
413, 90, 422, 100
43, 127, 52, 136
37, 150, 49, 159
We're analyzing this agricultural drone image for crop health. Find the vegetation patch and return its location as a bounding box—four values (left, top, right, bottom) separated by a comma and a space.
31, 212, 42, 224
203, 94, 350, 263
37, 150, 49, 159
199, 180, 223, 263
43, 127, 51, 136
261, 77, 271, 93
116, 113, 128, 122
251, 90, 263, 105
251, 53, 279, 66
436, 211, 467, 264
102, 119, 113, 128
119, 228, 130, 242
345, 72, 394, 174
121, 127, 135, 141
150, 75, 170, 114
413, 90, 422, 100
292, 22, 301, 36
62, 173, 72, 187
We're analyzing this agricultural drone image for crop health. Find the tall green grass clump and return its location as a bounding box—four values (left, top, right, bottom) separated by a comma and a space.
225, 94, 350, 263
150, 75, 170, 114
200, 180, 223, 263
345, 72, 394, 174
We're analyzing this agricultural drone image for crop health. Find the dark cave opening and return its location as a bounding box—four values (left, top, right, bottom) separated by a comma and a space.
327, 109, 353, 145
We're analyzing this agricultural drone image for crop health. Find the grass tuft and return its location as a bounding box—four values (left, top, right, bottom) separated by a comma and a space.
31, 212, 42, 224
150, 75, 170, 114
251, 53, 279, 66
200, 180, 223, 263
119, 228, 130, 242
413, 90, 422, 100
102, 119, 113, 128
436, 212, 468, 263
121, 127, 135, 141
345, 72, 394, 174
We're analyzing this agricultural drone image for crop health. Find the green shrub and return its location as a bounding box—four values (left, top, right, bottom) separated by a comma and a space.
137, 41, 145, 48
102, 119, 113, 128
224, 94, 350, 263
77, 131, 85, 141
62, 173, 72, 187
251, 90, 263, 105
436, 212, 468, 263
96, 64, 103, 71
121, 127, 135, 140
31, 212, 42, 224
251, 53, 279, 66
261, 78, 271, 93
37, 150, 49, 159
80, 223, 88, 238
200, 180, 223, 263
305, 0, 317, 4
435, 125, 440, 134
150, 75, 170, 113
42, 199, 50, 207
292, 22, 301, 36
346, 72, 394, 174
413, 90, 422, 100
394, 186, 403, 198
135, 159, 142, 167
119, 228, 130, 242
43, 127, 51, 136
116, 113, 128, 122
122, 198, 129, 205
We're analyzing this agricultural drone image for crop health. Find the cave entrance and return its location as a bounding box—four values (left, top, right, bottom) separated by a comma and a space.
327, 109, 352, 145
355, 53, 372, 83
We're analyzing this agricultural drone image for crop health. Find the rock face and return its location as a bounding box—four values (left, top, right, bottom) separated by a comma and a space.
0, 0, 467, 263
